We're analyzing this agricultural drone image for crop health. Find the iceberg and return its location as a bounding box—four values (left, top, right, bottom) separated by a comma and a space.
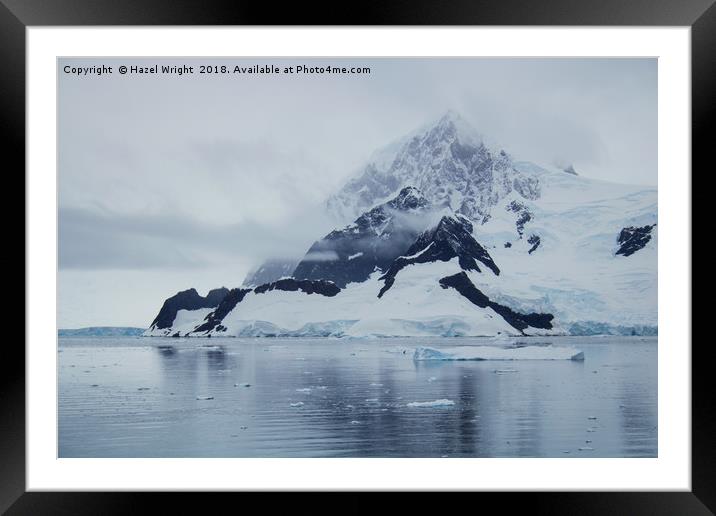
413, 345, 584, 361
406, 399, 456, 407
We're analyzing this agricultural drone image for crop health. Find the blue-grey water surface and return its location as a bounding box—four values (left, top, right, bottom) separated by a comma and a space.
58, 336, 657, 457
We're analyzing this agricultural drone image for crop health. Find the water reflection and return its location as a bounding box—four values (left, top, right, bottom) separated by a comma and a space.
58, 336, 657, 458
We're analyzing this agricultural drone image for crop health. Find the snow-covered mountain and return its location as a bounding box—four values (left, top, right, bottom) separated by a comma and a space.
146, 197, 559, 338
327, 110, 540, 224
145, 111, 657, 338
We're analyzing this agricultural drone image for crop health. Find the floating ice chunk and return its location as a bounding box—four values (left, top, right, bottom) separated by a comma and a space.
370, 383, 383, 387
235, 383, 251, 387
494, 368, 518, 374
137, 387, 150, 391
350, 420, 361, 425
587, 416, 598, 420
290, 402, 304, 407
427, 377, 437, 382
196, 396, 214, 400
578, 447, 594, 451
296, 388, 312, 393
413, 345, 584, 361
407, 399, 455, 407
365, 398, 379, 402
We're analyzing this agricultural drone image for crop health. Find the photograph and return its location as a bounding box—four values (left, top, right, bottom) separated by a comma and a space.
57, 56, 658, 459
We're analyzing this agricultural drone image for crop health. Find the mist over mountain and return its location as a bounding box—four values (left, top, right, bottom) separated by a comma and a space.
327, 111, 540, 224
145, 111, 657, 338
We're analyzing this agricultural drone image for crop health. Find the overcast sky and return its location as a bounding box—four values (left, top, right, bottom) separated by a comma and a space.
58, 57, 657, 328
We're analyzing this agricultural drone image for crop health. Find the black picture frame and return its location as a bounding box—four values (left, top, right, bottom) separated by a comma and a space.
5, 0, 710, 512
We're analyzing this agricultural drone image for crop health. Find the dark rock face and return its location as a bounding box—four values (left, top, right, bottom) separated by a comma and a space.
506, 200, 532, 237
439, 272, 553, 332
504, 242, 512, 248
193, 288, 253, 334
527, 234, 541, 254
378, 215, 499, 298
293, 187, 434, 288
204, 288, 230, 306
563, 164, 578, 176
150, 279, 340, 335
242, 258, 300, 287
149, 287, 229, 330
616, 224, 656, 256
253, 278, 340, 297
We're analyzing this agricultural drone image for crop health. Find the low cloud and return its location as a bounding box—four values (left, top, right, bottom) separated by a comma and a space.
58, 205, 335, 270
301, 250, 340, 262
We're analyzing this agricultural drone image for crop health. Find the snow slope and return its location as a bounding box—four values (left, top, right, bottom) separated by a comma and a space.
466, 167, 657, 328
146, 256, 561, 338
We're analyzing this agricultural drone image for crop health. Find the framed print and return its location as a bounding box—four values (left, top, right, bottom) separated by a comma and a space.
6, 0, 712, 512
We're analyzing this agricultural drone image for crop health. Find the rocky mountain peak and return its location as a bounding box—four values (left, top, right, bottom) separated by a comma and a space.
292, 187, 436, 288
426, 110, 483, 146
149, 287, 229, 331
327, 111, 540, 224
378, 212, 500, 298
388, 186, 431, 211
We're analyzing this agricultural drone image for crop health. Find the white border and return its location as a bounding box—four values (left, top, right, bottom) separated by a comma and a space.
27, 27, 691, 491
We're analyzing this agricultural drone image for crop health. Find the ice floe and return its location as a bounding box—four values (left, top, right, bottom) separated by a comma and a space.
407, 399, 455, 407
413, 345, 584, 361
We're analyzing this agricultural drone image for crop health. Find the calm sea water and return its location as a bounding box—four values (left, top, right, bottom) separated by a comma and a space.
58, 336, 657, 457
